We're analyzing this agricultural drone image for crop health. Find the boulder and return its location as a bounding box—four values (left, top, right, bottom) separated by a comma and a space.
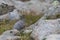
30, 19, 60, 40
8, 9, 21, 20
0, 9, 21, 21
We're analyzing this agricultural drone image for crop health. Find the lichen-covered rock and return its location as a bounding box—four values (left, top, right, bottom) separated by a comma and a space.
8, 9, 21, 20
3, 0, 49, 15
0, 3, 15, 15
38, 5, 60, 20
0, 0, 60, 16
13, 19, 25, 31
30, 19, 60, 40
0, 9, 21, 21
0, 0, 56, 16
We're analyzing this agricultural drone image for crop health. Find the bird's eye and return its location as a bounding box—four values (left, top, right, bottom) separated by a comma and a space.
10, 31, 13, 33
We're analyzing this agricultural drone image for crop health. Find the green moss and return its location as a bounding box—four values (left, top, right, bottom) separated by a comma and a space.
0, 13, 41, 34
0, 20, 16, 34
56, 14, 60, 18
25, 14, 41, 26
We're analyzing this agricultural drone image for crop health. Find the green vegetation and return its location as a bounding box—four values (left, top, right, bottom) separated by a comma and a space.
20, 31, 32, 40
25, 14, 41, 26
0, 14, 41, 40
0, 20, 16, 34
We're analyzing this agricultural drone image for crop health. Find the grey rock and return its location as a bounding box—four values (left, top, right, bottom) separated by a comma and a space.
46, 34, 60, 40
0, 3, 15, 15
0, 9, 21, 21
30, 19, 60, 40
0, 0, 55, 15
13, 16, 25, 31
9, 9, 21, 20
7, 0, 51, 15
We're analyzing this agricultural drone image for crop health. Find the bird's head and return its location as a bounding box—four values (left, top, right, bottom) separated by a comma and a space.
2, 29, 20, 36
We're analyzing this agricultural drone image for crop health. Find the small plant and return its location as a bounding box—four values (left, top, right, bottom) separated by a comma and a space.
20, 30, 32, 40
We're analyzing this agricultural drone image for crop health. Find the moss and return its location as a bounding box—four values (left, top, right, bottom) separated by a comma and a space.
24, 14, 41, 26
43, 38, 46, 40
56, 14, 60, 18
0, 20, 17, 34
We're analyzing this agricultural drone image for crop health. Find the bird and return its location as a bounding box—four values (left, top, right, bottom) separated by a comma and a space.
13, 15, 26, 31
2, 29, 19, 36
0, 29, 20, 40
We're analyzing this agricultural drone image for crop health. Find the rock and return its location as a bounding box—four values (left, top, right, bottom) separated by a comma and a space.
0, 9, 21, 21
0, 0, 59, 15
0, 14, 10, 22
46, 34, 60, 40
0, 3, 22, 21
2, 0, 50, 15
38, 5, 60, 20
58, 0, 60, 2
12, 0, 60, 16
0, 3, 15, 15
0, 29, 20, 40
0, 0, 55, 16
0, 0, 14, 5
8, 9, 21, 20
13, 15, 26, 31
30, 19, 60, 40
44, 0, 54, 3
